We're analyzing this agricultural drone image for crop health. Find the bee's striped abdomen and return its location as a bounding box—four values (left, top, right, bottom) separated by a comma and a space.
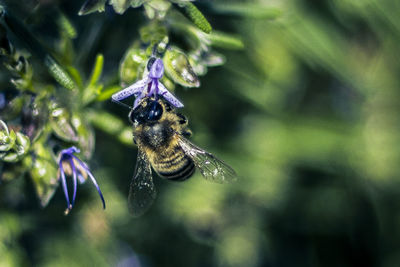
158, 157, 195, 181
154, 145, 195, 181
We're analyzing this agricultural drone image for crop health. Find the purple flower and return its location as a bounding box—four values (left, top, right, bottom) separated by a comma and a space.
112, 58, 184, 109
57, 146, 105, 215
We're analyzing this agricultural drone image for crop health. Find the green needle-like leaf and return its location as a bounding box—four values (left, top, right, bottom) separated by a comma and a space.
79, 0, 107, 15
86, 110, 133, 146
1, 9, 76, 90
96, 85, 122, 101
58, 13, 77, 39
176, 2, 212, 34
208, 31, 245, 50
212, 3, 282, 19
44, 56, 76, 90
89, 54, 104, 87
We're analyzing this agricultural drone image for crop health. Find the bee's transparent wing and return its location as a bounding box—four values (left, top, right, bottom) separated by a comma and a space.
128, 148, 156, 217
178, 137, 237, 183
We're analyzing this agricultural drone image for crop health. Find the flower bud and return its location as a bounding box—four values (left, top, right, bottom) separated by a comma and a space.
78, 0, 106, 16
119, 46, 146, 85
0, 121, 31, 163
21, 96, 47, 142
164, 47, 200, 88
0, 124, 16, 152
130, 0, 148, 8
30, 143, 58, 207
49, 104, 79, 143
71, 115, 95, 159
189, 49, 225, 76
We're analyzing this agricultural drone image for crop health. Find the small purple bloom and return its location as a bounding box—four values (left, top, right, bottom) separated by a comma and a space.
57, 146, 105, 215
112, 58, 184, 109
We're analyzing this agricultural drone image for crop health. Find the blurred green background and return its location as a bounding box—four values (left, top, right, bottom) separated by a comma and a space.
1, 0, 400, 266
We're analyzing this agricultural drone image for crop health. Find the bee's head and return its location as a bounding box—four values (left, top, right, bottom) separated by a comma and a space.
129, 98, 164, 125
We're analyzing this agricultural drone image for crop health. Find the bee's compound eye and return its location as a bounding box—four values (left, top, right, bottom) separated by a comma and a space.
129, 109, 145, 124
147, 101, 163, 121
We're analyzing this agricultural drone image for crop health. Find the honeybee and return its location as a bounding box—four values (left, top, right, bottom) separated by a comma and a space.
128, 97, 237, 216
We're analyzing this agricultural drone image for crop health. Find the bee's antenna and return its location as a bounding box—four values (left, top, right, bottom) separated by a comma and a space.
111, 99, 133, 110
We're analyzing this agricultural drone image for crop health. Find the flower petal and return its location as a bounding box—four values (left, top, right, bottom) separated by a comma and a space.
72, 155, 106, 209
86, 170, 106, 209
59, 160, 71, 213
148, 58, 164, 79
70, 158, 78, 207
77, 173, 86, 184
158, 82, 184, 108
61, 146, 80, 158
73, 158, 88, 183
112, 77, 149, 102
148, 79, 158, 97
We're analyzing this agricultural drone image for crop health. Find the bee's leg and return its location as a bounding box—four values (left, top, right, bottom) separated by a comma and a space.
176, 113, 188, 125
164, 101, 173, 112
182, 129, 192, 138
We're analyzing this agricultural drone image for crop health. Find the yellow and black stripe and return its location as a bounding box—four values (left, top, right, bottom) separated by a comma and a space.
153, 143, 195, 181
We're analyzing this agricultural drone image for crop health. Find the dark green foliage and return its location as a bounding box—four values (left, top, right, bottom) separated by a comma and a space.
1, 0, 400, 267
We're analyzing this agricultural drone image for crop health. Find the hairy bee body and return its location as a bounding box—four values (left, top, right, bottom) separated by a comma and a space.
128, 97, 237, 216
131, 99, 194, 181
